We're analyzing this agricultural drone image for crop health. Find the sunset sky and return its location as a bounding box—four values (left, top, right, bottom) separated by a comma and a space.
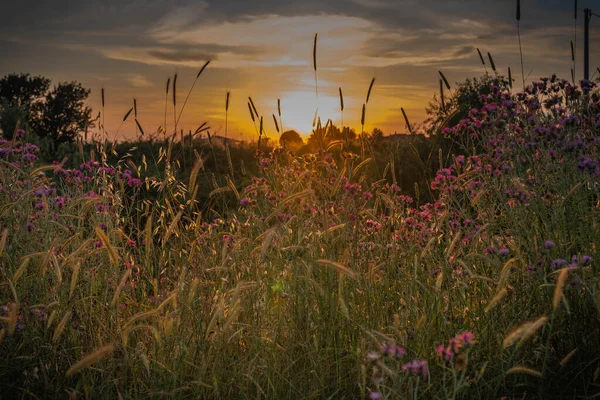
1, 0, 599, 140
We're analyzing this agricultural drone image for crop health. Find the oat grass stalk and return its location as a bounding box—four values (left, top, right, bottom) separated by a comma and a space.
111, 269, 132, 307
487, 52, 497, 73
277, 98, 283, 134
66, 344, 115, 377
172, 73, 178, 135
313, 33, 318, 98
164, 77, 170, 138
315, 259, 357, 279
272, 114, 279, 133
95, 227, 118, 266
506, 366, 542, 378
366, 77, 375, 103
439, 71, 451, 90
440, 79, 446, 114
553, 268, 569, 310
52, 311, 72, 343
101, 88, 105, 136
477, 48, 487, 72
0, 228, 9, 259
176, 60, 210, 130
225, 90, 230, 139
401, 108, 413, 134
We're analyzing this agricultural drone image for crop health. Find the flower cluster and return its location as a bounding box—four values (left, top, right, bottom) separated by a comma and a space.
436, 331, 475, 361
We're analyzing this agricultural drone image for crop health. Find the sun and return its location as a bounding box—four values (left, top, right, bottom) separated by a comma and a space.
278, 90, 342, 137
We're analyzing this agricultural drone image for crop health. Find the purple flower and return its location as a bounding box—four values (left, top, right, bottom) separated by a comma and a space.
25, 222, 35, 232
401, 359, 429, 376
551, 259, 568, 269
574, 255, 593, 266
369, 392, 383, 400
498, 248, 510, 256
240, 198, 250, 207
544, 240, 555, 249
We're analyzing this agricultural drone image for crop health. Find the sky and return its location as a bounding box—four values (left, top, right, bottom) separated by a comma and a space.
1, 0, 599, 140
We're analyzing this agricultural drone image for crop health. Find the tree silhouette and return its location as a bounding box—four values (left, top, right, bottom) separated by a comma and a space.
31, 82, 94, 145
0, 74, 94, 145
0, 73, 50, 113
279, 130, 304, 149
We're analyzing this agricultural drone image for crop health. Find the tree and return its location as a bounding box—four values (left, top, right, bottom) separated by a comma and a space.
370, 127, 384, 141
279, 130, 304, 149
0, 74, 94, 145
0, 73, 50, 113
31, 82, 94, 145
0, 74, 50, 138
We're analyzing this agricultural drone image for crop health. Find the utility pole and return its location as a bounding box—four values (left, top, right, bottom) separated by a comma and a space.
584, 8, 591, 81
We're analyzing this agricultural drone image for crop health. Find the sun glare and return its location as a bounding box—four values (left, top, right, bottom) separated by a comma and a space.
278, 90, 342, 136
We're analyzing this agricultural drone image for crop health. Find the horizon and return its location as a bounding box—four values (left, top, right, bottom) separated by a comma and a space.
1, 0, 599, 140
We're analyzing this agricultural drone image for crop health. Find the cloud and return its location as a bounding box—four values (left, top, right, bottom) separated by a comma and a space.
127, 74, 153, 87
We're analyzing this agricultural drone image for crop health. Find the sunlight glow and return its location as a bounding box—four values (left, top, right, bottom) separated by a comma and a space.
279, 90, 342, 136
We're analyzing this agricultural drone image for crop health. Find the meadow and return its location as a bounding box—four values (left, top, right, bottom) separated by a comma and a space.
0, 72, 599, 400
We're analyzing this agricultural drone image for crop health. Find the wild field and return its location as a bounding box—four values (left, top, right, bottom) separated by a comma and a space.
0, 75, 599, 399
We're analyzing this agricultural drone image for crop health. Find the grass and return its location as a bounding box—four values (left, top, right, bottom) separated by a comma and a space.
1, 47, 600, 400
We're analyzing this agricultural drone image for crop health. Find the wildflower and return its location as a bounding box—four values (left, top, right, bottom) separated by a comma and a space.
277, 213, 291, 222
127, 178, 142, 188
240, 198, 250, 207
544, 240, 555, 249
394, 347, 406, 360
456, 331, 474, 346
25, 222, 35, 232
362, 191, 373, 200
401, 359, 429, 376
380, 342, 396, 357
437, 345, 454, 360
22, 153, 37, 164
365, 219, 382, 231
551, 259, 568, 269
498, 248, 510, 256
573, 255, 593, 266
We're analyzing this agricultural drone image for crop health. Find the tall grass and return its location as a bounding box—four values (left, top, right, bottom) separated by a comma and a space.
0, 26, 599, 400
